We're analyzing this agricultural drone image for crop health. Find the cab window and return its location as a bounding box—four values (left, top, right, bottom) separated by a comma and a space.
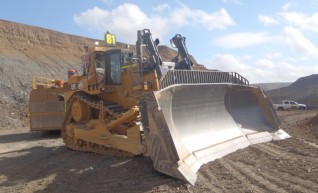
94, 51, 121, 85
122, 50, 133, 65
108, 53, 121, 84
95, 52, 107, 84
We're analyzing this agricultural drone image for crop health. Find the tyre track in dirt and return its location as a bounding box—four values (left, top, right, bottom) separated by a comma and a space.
197, 167, 227, 192
196, 161, 247, 193
193, 110, 318, 193
0, 129, 184, 193
221, 160, 288, 193
255, 141, 317, 162
205, 139, 318, 193
261, 166, 318, 192
228, 160, 317, 193
216, 160, 269, 193
46, 157, 180, 193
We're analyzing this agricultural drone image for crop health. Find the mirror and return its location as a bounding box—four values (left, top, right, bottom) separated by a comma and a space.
170, 39, 176, 48
154, 38, 160, 46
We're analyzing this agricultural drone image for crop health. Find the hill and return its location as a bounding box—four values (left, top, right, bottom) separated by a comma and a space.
0, 19, 95, 127
251, 82, 291, 91
266, 74, 318, 108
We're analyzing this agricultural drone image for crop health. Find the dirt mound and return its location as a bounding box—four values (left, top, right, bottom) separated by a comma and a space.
308, 113, 318, 127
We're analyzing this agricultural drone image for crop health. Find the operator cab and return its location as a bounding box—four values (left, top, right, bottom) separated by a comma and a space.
94, 49, 132, 85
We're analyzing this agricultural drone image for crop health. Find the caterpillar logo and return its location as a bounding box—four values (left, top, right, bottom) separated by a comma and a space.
70, 83, 77, 90
70, 82, 83, 91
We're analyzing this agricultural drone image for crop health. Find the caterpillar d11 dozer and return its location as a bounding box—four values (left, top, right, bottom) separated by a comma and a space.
29, 29, 290, 185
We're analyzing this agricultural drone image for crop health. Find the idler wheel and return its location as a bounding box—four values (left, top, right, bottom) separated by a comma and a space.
71, 100, 90, 123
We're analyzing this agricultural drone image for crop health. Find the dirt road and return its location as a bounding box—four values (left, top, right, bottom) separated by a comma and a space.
1, 111, 318, 193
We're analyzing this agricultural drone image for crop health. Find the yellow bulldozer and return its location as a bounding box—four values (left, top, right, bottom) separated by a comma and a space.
29, 29, 290, 185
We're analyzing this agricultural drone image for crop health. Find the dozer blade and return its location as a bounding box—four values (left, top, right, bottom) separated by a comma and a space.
140, 84, 290, 185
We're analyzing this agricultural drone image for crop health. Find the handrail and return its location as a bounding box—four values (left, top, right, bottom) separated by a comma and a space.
32, 76, 53, 89
159, 70, 249, 89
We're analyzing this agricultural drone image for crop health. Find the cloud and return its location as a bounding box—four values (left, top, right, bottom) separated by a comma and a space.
214, 32, 277, 49
259, 8, 318, 32
279, 11, 318, 32
74, 4, 167, 41
101, 0, 114, 5
258, 15, 279, 25
170, 7, 235, 30
282, 2, 293, 11
74, 3, 235, 42
201, 8, 235, 30
152, 3, 170, 12
265, 52, 282, 59
257, 8, 318, 61
208, 54, 318, 83
209, 54, 248, 71
283, 26, 318, 58
208, 54, 255, 82
221, 0, 242, 4
252, 59, 314, 83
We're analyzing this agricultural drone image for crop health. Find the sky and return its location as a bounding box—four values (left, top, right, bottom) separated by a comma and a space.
1, 0, 318, 83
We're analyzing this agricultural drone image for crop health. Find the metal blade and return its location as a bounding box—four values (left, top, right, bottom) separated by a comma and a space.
141, 84, 290, 185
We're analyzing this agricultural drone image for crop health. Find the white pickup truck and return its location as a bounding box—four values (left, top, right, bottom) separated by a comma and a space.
273, 100, 307, 111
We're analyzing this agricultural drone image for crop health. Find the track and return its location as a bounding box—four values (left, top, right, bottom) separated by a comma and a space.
62, 93, 135, 157
0, 110, 317, 193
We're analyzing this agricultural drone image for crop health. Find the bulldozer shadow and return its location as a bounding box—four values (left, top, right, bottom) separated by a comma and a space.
0, 144, 185, 193
0, 130, 61, 144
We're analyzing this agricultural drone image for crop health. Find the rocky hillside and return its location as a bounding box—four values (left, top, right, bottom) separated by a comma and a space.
0, 20, 203, 128
266, 74, 318, 108
0, 20, 95, 128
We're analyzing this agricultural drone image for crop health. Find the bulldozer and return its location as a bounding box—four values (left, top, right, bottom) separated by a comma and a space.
29, 29, 290, 185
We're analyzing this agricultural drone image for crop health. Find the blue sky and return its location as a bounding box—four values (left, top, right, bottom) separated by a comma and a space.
1, 0, 318, 83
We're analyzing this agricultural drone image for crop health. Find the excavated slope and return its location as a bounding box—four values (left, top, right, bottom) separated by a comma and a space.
0, 20, 95, 127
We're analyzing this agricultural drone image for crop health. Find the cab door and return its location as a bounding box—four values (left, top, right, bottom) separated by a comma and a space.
105, 50, 122, 85
290, 101, 298, 110
284, 101, 291, 110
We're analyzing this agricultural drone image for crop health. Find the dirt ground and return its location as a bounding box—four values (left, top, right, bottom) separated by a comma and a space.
0, 110, 317, 193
